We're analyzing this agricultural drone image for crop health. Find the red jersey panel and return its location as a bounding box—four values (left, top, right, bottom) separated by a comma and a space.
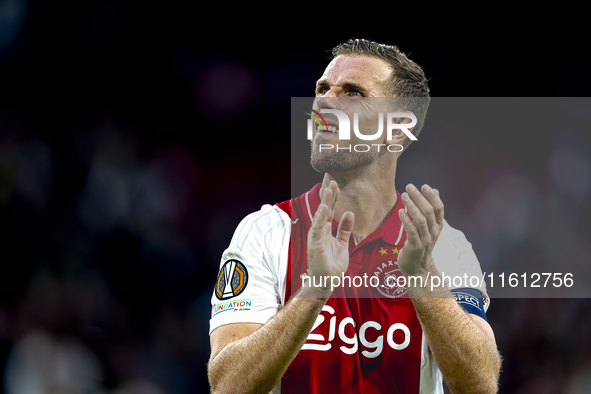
278, 183, 428, 394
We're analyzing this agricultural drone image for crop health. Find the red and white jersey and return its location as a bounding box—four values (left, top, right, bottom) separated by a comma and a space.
210, 183, 489, 394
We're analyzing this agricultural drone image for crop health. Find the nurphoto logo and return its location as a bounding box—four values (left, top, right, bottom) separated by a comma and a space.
305, 108, 417, 153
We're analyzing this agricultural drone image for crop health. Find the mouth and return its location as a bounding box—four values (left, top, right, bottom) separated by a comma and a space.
317, 124, 338, 134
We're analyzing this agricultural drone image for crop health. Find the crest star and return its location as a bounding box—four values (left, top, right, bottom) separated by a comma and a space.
378, 248, 388, 256
392, 248, 400, 254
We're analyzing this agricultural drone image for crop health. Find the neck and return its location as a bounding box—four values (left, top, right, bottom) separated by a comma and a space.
320, 158, 399, 245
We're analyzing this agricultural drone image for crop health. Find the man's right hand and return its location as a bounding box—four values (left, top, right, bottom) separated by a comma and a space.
305, 180, 355, 294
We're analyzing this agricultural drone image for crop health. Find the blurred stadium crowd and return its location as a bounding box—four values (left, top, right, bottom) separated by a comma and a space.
0, 1, 590, 393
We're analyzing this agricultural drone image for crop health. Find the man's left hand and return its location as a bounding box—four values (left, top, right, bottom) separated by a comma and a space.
397, 184, 444, 276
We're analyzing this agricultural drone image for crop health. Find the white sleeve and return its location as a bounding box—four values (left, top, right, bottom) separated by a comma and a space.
432, 220, 490, 312
209, 204, 291, 334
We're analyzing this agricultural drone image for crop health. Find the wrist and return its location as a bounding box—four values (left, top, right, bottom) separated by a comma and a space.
400, 255, 436, 277
296, 285, 333, 300
401, 260, 453, 298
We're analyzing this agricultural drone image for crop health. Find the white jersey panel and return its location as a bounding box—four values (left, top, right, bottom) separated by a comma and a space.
209, 204, 291, 334
419, 333, 444, 394
432, 220, 490, 312
421, 221, 487, 393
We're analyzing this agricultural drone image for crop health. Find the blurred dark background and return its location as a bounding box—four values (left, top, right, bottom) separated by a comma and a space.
0, 2, 590, 393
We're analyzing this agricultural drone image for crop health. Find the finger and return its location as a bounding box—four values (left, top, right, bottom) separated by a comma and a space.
310, 203, 329, 241
332, 181, 340, 211
402, 190, 430, 243
406, 184, 437, 231
398, 208, 420, 247
320, 185, 333, 206
336, 211, 355, 244
328, 180, 339, 213
320, 187, 335, 222
320, 181, 340, 223
323, 221, 332, 237
421, 185, 444, 227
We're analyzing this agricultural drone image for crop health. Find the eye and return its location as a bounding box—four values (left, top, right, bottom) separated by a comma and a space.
316, 86, 329, 96
349, 90, 363, 97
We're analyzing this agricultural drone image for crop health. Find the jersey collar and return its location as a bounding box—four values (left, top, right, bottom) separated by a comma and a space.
302, 183, 406, 247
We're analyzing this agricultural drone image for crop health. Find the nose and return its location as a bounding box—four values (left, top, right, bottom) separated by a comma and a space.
314, 90, 339, 111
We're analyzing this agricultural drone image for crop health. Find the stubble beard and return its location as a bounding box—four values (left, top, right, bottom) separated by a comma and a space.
310, 138, 380, 175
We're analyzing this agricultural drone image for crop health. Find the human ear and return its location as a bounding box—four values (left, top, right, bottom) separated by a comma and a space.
383, 110, 416, 146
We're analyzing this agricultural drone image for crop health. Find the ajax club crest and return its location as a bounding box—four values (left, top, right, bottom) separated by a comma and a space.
372, 254, 408, 300
215, 260, 249, 300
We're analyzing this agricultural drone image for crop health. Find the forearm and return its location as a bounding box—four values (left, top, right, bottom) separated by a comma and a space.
208, 288, 330, 394
406, 267, 501, 393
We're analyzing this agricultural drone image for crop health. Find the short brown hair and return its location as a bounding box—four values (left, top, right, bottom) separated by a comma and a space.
332, 38, 430, 151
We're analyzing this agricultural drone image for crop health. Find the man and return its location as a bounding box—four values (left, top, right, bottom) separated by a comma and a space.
208, 39, 501, 393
